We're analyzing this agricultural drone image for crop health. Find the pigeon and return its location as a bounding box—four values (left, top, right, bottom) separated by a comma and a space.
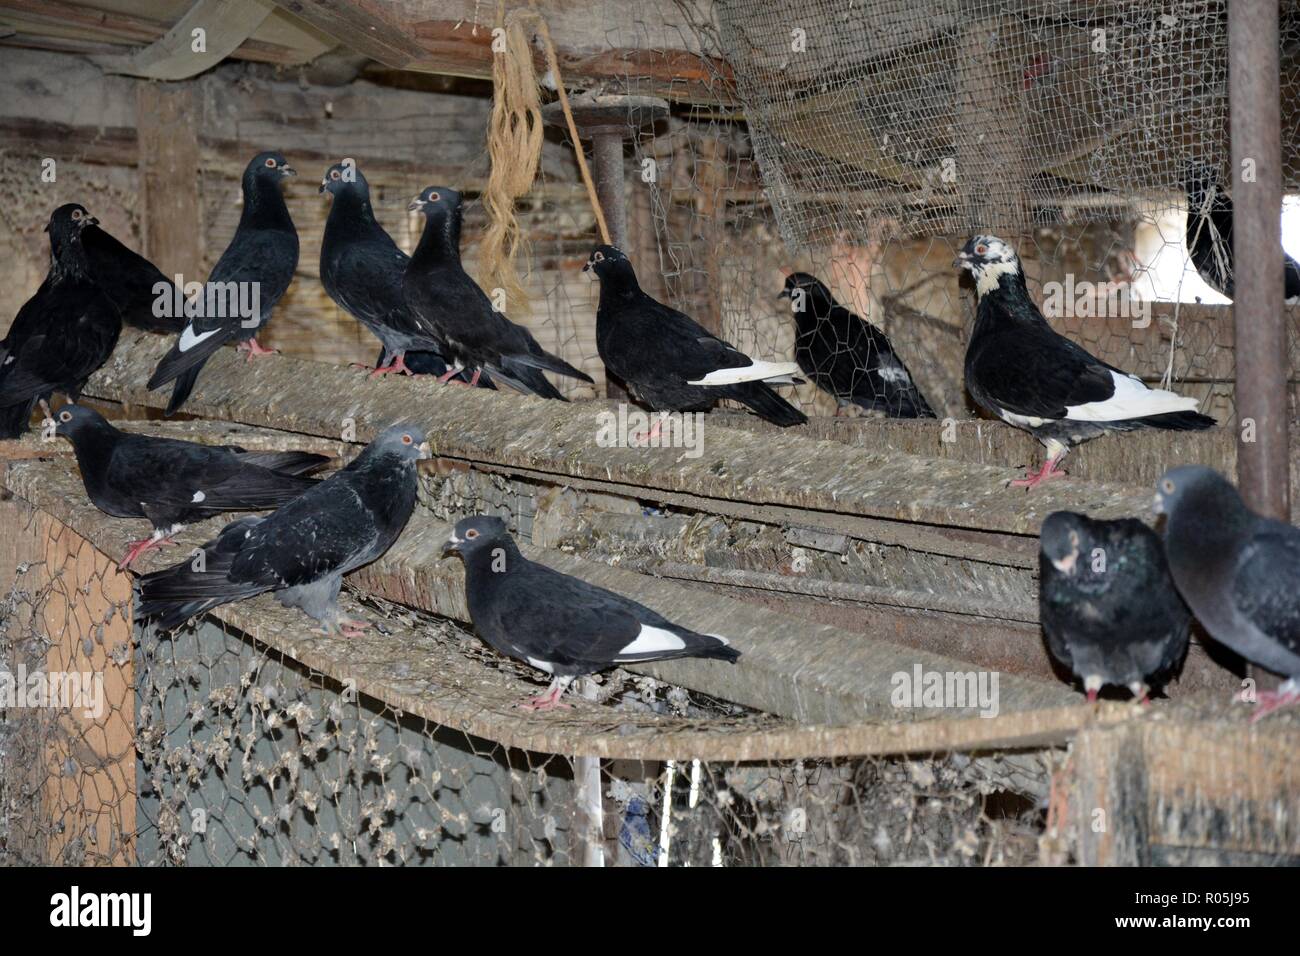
779, 272, 936, 418
403, 186, 593, 398
441, 515, 739, 710
1156, 465, 1300, 721
147, 151, 299, 415
1038, 511, 1190, 702
54, 403, 329, 568
319, 161, 488, 387
0, 204, 122, 439
584, 245, 807, 428
81, 219, 184, 334
1184, 160, 1300, 304
957, 235, 1215, 488
137, 424, 429, 636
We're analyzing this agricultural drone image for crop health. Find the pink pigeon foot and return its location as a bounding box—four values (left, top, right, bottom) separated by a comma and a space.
237, 338, 279, 362
631, 419, 665, 446
518, 680, 572, 712
119, 535, 175, 570
355, 354, 413, 378
436, 365, 471, 385
1248, 684, 1300, 724
337, 618, 371, 639
1010, 458, 1068, 489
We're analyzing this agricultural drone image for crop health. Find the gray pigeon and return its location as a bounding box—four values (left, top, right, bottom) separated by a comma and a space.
1156, 465, 1300, 721
137, 425, 429, 635
441, 515, 739, 710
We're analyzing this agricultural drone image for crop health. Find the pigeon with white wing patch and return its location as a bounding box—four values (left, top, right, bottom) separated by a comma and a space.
957, 235, 1215, 488
441, 515, 740, 711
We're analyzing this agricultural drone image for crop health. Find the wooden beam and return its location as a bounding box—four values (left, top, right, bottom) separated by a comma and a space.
135, 83, 202, 281
272, 0, 735, 104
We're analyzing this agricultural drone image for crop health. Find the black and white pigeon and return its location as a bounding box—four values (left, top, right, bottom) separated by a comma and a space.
1184, 160, 1300, 304
81, 219, 184, 334
147, 151, 299, 415
54, 403, 328, 568
1039, 511, 1190, 703
779, 272, 935, 418
137, 424, 429, 635
319, 161, 488, 387
1156, 465, 1300, 721
441, 515, 740, 710
585, 245, 807, 428
1, 204, 122, 439
957, 235, 1215, 488
403, 186, 592, 398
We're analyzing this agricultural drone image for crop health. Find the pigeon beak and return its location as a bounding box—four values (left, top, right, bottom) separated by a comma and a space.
1152, 493, 1165, 516
417, 440, 432, 460
953, 253, 970, 269
777, 288, 790, 299
408, 198, 426, 212
440, 536, 460, 558
319, 180, 329, 194
280, 165, 296, 177
581, 261, 591, 273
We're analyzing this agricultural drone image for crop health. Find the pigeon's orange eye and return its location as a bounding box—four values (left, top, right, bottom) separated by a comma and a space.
330, 169, 341, 180
975, 244, 988, 255
265, 157, 277, 167
401, 434, 413, 445
465, 529, 480, 539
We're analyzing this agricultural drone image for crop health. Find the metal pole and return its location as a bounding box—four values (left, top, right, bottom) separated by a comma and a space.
1230, 0, 1288, 523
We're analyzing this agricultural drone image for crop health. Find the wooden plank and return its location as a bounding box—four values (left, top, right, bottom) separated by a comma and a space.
0, 0, 305, 65
5, 454, 1092, 759
93, 0, 277, 80
136, 83, 202, 282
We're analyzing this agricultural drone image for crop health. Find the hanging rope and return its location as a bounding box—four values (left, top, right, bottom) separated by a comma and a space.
480, 3, 611, 317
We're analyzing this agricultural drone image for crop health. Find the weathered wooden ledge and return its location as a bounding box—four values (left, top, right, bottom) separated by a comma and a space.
4, 453, 1078, 730
83, 332, 1157, 547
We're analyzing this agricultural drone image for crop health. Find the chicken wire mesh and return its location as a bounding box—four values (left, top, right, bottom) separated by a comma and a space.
414, 0, 1300, 429
0, 506, 1054, 867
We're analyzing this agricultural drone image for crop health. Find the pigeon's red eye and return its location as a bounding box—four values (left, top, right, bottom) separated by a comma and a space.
975, 244, 988, 255
428, 192, 440, 202
330, 169, 341, 180
71, 209, 82, 220
59, 411, 71, 422
265, 157, 277, 167
402, 434, 413, 445
465, 529, 479, 539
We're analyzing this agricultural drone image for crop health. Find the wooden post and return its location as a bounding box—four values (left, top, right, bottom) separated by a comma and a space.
135, 82, 202, 283
1230, 1, 1287, 693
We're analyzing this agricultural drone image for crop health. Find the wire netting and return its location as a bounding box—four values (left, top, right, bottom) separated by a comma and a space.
0, 506, 1054, 866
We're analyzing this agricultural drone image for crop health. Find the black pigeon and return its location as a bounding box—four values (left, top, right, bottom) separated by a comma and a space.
137, 424, 429, 635
81, 220, 184, 334
1184, 160, 1300, 303
1156, 465, 1300, 721
319, 161, 488, 387
147, 151, 299, 415
957, 235, 1214, 488
441, 515, 739, 710
0, 204, 122, 439
779, 272, 935, 418
1039, 511, 1190, 702
585, 245, 807, 427
54, 403, 329, 568
403, 186, 593, 398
